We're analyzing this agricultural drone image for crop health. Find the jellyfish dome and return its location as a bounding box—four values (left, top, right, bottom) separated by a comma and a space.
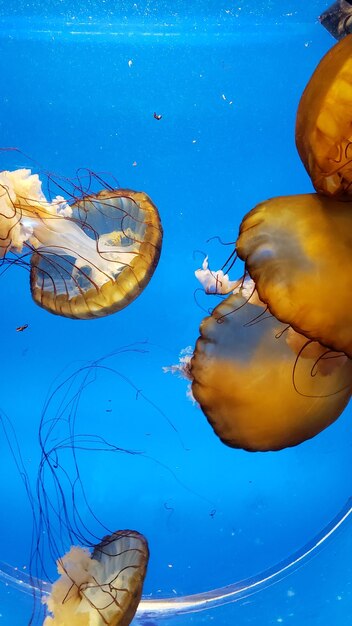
190, 285, 352, 452
296, 34, 352, 197
236, 193, 352, 358
43, 530, 149, 626
0, 168, 162, 319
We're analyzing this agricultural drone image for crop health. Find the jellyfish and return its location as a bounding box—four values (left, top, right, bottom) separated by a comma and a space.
190, 281, 352, 452
236, 193, 352, 358
188, 189, 352, 451
0, 347, 154, 626
0, 168, 162, 319
296, 34, 352, 197
43, 530, 149, 626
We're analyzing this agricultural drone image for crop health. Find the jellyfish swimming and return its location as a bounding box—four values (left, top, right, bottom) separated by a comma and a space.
296, 34, 352, 197
236, 193, 352, 358
0, 168, 162, 319
190, 280, 352, 452
43, 530, 149, 626
188, 192, 352, 451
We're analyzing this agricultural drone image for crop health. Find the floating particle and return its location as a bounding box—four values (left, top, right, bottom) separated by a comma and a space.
16, 324, 28, 332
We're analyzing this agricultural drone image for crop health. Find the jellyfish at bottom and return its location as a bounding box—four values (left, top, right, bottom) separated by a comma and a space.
0, 168, 162, 319
236, 193, 352, 358
2, 498, 352, 617
190, 286, 352, 451
295, 34, 352, 197
43, 530, 149, 626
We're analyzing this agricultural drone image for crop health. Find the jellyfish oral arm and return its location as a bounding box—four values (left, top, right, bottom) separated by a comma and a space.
26, 214, 139, 288
0, 168, 141, 288
195, 256, 240, 294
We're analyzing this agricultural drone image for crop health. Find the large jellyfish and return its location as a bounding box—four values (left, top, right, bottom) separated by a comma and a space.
296, 34, 352, 197
0, 168, 162, 319
189, 189, 352, 452
188, 29, 352, 452
190, 278, 352, 451
236, 193, 352, 358
44, 530, 149, 626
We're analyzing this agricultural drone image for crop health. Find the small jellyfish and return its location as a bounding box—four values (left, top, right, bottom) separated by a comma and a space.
43, 530, 149, 626
236, 193, 352, 358
190, 286, 352, 452
296, 34, 352, 196
0, 168, 162, 319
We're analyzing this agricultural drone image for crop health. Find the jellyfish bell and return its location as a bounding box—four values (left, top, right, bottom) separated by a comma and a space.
43, 530, 149, 626
190, 285, 352, 452
0, 168, 162, 319
296, 34, 352, 197
236, 193, 352, 358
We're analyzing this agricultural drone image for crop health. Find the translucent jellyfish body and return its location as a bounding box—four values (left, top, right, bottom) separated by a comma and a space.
296, 34, 352, 196
44, 530, 149, 626
190, 290, 352, 452
0, 169, 162, 319
236, 193, 352, 358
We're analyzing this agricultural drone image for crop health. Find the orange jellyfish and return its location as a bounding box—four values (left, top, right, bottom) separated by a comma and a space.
43, 530, 149, 626
296, 34, 352, 197
190, 283, 352, 452
0, 168, 162, 319
190, 33, 352, 452
236, 193, 352, 358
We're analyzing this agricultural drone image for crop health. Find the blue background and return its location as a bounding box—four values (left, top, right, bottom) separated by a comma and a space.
0, 1, 352, 624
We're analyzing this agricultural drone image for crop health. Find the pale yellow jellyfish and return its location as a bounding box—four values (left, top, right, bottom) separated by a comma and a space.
0, 169, 162, 319
43, 530, 149, 626
190, 285, 352, 452
296, 34, 352, 197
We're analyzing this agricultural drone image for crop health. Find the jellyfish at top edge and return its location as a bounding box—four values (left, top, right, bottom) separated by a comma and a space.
43, 530, 149, 626
236, 193, 352, 358
190, 283, 352, 452
0, 168, 162, 319
296, 34, 352, 197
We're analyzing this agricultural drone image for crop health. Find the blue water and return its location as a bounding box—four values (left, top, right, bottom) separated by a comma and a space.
0, 0, 352, 624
